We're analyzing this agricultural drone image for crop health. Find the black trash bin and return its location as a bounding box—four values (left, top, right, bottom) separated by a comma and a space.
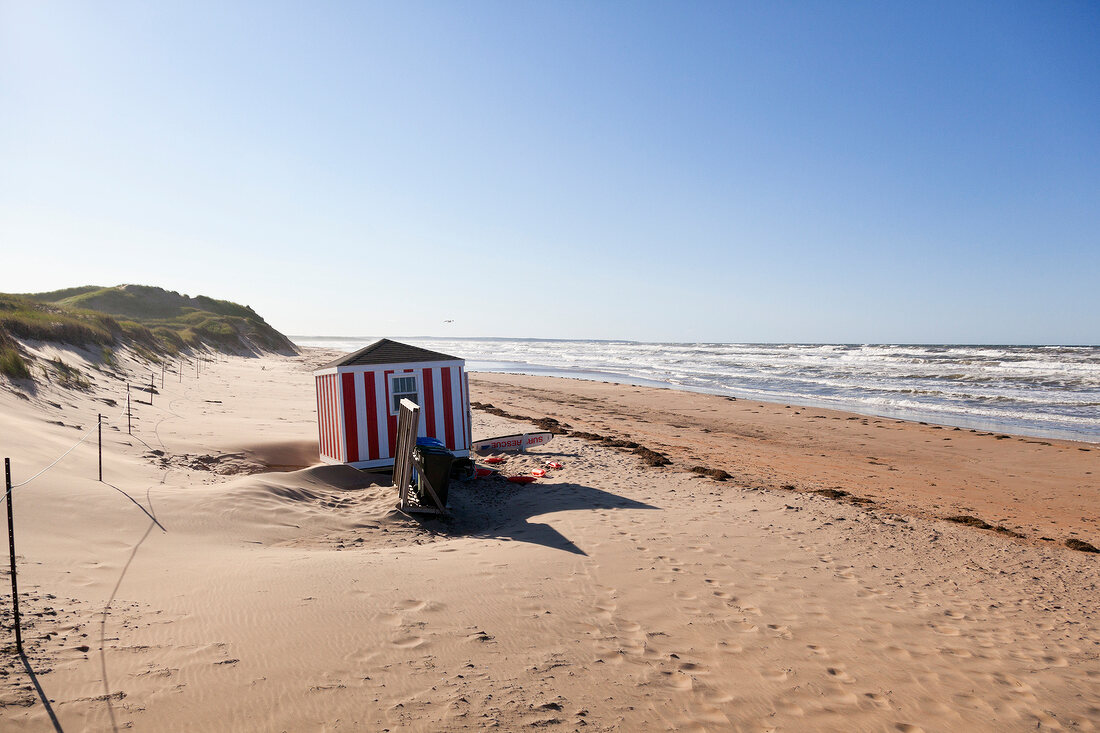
413, 444, 454, 507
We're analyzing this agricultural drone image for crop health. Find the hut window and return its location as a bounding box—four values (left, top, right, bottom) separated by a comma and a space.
390, 374, 419, 413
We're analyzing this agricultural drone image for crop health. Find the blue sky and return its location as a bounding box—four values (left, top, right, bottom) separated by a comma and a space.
2, 1, 1097, 343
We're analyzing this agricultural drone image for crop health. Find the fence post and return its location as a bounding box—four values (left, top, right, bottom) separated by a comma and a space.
5, 458, 22, 655
127, 384, 131, 435
150, 372, 154, 406
98, 413, 103, 482
179, 358, 182, 383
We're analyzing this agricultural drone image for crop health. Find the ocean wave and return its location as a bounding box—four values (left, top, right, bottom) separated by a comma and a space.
295, 337, 1100, 441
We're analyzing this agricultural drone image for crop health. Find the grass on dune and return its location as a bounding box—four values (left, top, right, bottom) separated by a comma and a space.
0, 285, 297, 386
0, 343, 31, 380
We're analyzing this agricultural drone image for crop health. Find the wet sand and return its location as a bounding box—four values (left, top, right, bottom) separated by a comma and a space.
470, 372, 1099, 548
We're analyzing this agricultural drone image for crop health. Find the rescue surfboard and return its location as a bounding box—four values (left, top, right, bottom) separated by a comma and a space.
471, 432, 554, 453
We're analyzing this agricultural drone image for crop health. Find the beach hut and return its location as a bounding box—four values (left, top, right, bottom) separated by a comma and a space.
313, 339, 471, 469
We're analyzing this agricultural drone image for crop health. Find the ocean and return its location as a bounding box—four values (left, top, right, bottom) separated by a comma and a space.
294, 337, 1100, 442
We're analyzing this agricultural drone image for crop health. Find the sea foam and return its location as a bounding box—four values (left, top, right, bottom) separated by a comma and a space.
296, 337, 1099, 441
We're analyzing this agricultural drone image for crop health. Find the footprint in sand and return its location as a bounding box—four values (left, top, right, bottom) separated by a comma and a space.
660, 670, 694, 690
351, 649, 382, 664
881, 644, 912, 659
826, 666, 855, 683
701, 687, 735, 704
826, 687, 860, 705
989, 672, 1037, 698
863, 692, 890, 709
375, 612, 403, 627
571, 621, 601, 635
929, 623, 961, 636
594, 601, 617, 619
856, 587, 888, 598
673, 722, 709, 733
765, 624, 793, 640
395, 599, 429, 612
391, 635, 425, 648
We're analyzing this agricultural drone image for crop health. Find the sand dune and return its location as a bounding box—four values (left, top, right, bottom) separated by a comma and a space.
1, 348, 1097, 731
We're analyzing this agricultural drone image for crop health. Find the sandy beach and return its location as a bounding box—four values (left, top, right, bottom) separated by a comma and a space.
1, 347, 1098, 732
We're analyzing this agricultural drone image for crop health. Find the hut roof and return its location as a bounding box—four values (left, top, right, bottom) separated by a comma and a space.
319, 338, 462, 370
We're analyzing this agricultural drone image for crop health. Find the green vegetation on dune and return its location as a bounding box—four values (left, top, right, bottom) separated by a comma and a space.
0, 293, 117, 345
33, 284, 259, 322
0, 285, 297, 384
0, 342, 31, 380
47, 356, 92, 391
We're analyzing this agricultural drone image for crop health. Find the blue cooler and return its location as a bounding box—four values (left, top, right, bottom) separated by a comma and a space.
416, 437, 446, 448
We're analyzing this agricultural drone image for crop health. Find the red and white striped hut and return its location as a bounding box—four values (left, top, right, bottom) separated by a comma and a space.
313, 339, 471, 469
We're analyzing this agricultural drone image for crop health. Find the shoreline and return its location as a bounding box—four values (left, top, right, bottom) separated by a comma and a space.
295, 338, 1100, 444
472, 368, 1100, 444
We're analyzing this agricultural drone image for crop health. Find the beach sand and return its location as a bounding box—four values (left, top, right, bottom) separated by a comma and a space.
1, 348, 1097, 732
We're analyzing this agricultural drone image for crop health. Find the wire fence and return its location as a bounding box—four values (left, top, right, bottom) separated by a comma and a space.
2, 408, 134, 663
4, 351, 221, 492
7, 428, 97, 491
3, 351, 220, 662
